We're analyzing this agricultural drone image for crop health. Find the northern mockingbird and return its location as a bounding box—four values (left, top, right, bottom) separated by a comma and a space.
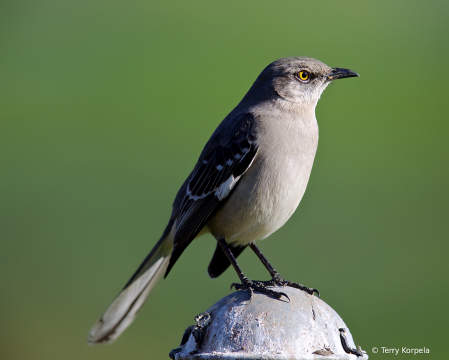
88, 57, 358, 345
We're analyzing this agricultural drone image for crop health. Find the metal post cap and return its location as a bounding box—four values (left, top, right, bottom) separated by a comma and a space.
170, 286, 367, 360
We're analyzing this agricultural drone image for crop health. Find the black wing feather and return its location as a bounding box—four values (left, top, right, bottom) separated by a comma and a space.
164, 113, 258, 277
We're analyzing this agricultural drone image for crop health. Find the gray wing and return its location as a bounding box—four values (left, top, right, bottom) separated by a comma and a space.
164, 113, 258, 277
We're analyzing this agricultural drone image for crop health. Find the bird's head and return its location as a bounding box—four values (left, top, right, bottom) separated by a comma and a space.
248, 57, 359, 109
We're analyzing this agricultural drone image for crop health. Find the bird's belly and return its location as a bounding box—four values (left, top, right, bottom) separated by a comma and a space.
207, 147, 315, 246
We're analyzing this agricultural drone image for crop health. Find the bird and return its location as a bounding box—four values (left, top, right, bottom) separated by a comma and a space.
88, 56, 359, 345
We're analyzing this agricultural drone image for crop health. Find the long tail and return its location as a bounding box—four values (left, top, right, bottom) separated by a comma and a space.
88, 221, 175, 345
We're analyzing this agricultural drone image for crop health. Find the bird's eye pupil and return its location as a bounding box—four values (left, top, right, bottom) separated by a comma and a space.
299, 71, 309, 81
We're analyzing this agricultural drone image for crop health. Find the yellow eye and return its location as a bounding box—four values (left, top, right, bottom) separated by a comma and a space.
298, 70, 310, 82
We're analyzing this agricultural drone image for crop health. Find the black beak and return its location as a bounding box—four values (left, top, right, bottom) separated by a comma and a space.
325, 68, 359, 81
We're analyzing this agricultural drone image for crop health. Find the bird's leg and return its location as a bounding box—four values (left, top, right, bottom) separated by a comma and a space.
249, 242, 319, 296
217, 238, 288, 300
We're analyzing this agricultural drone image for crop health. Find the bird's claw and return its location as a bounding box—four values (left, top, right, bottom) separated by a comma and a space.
269, 273, 319, 297
284, 281, 319, 297
231, 279, 289, 301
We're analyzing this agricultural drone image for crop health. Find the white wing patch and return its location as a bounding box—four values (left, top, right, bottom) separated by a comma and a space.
215, 175, 241, 201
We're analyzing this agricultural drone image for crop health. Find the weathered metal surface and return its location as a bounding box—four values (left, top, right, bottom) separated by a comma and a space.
170, 286, 367, 360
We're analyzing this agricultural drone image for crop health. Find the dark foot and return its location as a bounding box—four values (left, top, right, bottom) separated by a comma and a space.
264, 272, 319, 297
231, 277, 289, 301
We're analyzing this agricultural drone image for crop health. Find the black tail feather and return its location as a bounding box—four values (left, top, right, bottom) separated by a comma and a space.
208, 242, 247, 278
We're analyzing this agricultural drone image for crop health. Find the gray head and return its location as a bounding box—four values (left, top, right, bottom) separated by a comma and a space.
243, 57, 359, 108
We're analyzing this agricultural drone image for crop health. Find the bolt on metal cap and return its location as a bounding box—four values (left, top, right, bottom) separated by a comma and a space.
170, 286, 367, 360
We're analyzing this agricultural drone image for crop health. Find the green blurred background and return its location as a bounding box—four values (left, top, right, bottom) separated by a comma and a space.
1, 1, 448, 359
